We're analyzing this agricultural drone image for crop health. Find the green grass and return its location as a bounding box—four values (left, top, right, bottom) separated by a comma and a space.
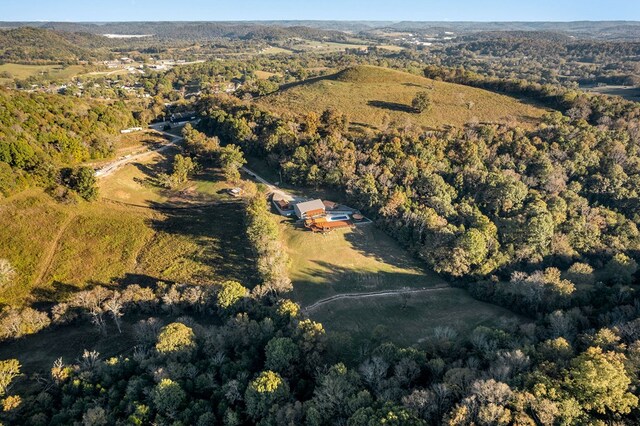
278, 198, 524, 347
282, 222, 445, 306
0, 63, 85, 84
259, 46, 294, 55
254, 70, 282, 80
98, 148, 176, 206
257, 65, 547, 130
312, 288, 523, 348
376, 44, 405, 52
40, 204, 154, 298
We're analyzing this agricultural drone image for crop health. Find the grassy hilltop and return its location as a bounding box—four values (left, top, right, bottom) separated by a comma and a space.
257, 65, 547, 129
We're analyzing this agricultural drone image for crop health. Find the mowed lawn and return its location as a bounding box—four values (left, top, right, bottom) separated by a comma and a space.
258, 65, 547, 130
283, 222, 445, 305
312, 287, 523, 348
279, 213, 524, 346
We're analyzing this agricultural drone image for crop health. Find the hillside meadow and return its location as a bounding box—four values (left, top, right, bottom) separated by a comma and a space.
0, 140, 254, 307
257, 65, 547, 130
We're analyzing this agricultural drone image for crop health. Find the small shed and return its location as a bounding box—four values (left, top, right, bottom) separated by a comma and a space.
294, 199, 325, 219
323, 200, 339, 210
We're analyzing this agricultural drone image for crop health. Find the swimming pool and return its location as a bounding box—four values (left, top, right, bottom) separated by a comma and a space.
327, 214, 349, 222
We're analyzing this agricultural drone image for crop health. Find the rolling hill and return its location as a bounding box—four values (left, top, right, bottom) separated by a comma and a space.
256, 65, 548, 130
0, 27, 113, 63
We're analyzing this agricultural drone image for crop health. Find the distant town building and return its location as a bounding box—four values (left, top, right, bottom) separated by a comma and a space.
120, 127, 143, 134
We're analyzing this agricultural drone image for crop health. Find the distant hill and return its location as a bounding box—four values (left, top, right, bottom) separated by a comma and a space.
0, 22, 351, 43
0, 27, 112, 63
3, 21, 640, 42
256, 65, 548, 130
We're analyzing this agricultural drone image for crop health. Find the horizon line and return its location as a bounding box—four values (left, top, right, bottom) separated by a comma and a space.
1, 19, 640, 24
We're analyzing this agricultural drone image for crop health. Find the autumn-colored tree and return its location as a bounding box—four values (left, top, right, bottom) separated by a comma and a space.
565, 346, 638, 415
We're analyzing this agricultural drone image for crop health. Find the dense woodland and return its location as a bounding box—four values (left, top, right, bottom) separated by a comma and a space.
0, 88, 135, 197
2, 23, 640, 425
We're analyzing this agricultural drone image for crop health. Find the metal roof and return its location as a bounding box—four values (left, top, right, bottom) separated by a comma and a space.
295, 199, 326, 214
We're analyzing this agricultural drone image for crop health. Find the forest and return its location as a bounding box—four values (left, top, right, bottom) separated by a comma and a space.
0, 88, 135, 198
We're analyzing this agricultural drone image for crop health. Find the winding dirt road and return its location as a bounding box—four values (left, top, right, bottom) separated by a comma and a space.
95, 128, 183, 178
303, 285, 450, 313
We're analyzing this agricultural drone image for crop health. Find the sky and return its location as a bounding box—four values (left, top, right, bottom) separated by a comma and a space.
0, 0, 639, 22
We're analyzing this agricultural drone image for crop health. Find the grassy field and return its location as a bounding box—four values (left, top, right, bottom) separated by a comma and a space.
254, 70, 282, 80
277, 210, 523, 347
0, 63, 85, 84
259, 46, 294, 55
282, 223, 445, 305
257, 65, 547, 130
581, 84, 640, 102
0, 136, 256, 306
313, 288, 522, 348
376, 44, 405, 52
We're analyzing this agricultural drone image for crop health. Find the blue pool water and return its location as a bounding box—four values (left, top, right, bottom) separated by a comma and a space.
327, 215, 349, 222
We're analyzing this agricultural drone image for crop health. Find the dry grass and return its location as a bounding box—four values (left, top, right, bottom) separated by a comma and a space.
0, 63, 85, 84
254, 70, 281, 80
257, 65, 548, 130
0, 139, 255, 306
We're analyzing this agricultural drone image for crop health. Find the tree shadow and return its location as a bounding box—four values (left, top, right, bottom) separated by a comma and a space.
29, 281, 97, 309
146, 198, 260, 287
298, 260, 441, 296
367, 100, 415, 113
342, 227, 430, 272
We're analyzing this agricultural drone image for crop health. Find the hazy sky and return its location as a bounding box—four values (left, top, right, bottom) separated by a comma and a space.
1, 0, 639, 22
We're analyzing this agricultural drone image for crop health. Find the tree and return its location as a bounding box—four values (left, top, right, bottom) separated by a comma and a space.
565, 346, 638, 415
0, 359, 21, 397
216, 280, 248, 309
219, 144, 246, 183
152, 378, 186, 417
61, 166, 98, 201
320, 108, 348, 135
265, 337, 299, 374
0, 259, 16, 288
158, 154, 197, 188
171, 154, 196, 184
155, 322, 195, 354
245, 371, 289, 420
183, 124, 220, 159
103, 293, 124, 333
603, 253, 638, 285
411, 91, 432, 113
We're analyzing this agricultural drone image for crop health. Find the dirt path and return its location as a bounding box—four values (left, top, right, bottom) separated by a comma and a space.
32, 213, 77, 287
95, 129, 182, 178
241, 166, 293, 201
303, 285, 451, 313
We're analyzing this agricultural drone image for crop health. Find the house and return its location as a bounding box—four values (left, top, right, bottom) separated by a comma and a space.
294, 199, 325, 219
